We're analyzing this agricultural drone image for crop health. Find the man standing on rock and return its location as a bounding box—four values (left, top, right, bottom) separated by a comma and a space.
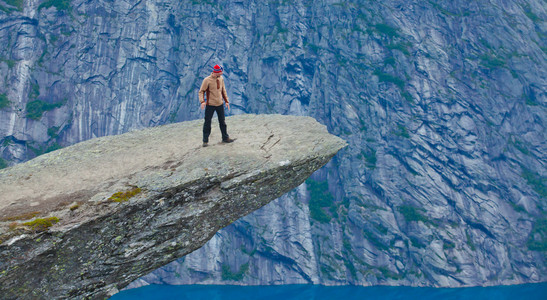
199, 64, 236, 147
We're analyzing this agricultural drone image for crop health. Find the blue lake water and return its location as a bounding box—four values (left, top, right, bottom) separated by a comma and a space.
110, 282, 547, 300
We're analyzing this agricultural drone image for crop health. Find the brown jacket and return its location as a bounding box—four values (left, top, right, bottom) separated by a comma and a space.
198, 74, 229, 106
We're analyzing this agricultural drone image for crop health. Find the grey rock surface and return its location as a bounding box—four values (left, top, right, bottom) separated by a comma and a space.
0, 114, 347, 299
0, 0, 545, 290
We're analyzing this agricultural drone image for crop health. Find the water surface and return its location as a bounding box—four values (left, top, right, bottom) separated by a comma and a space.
110, 282, 547, 300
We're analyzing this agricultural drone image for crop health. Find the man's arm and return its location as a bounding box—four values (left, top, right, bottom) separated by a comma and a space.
221, 78, 229, 104
198, 79, 208, 104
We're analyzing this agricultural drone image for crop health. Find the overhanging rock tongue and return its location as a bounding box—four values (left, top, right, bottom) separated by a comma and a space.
0, 114, 347, 300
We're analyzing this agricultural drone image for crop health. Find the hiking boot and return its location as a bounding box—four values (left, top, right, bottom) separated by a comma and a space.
222, 138, 236, 143
202, 142, 208, 147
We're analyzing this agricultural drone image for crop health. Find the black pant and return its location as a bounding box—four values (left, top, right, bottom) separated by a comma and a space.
203, 104, 229, 142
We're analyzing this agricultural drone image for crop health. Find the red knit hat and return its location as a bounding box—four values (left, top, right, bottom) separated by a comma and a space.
212, 64, 223, 73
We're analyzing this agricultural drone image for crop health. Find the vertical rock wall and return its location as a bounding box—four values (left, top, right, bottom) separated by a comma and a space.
0, 0, 545, 287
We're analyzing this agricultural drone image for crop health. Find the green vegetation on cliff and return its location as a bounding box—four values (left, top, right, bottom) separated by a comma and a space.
221, 262, 249, 281
527, 218, 547, 252
3, 0, 23, 11
0, 93, 10, 109
26, 99, 65, 120
521, 167, 547, 199
373, 23, 400, 38
358, 149, 377, 169
0, 58, 15, 68
374, 69, 405, 89
398, 205, 435, 225
0, 158, 7, 169
307, 178, 336, 223
38, 0, 71, 12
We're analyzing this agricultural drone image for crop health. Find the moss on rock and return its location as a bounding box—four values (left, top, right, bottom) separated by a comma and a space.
22, 217, 59, 231
108, 187, 142, 202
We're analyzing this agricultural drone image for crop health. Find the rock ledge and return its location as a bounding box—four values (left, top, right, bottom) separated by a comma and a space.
0, 114, 346, 299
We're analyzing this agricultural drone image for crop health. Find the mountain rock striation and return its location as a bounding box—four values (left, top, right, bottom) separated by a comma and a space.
0, 0, 545, 289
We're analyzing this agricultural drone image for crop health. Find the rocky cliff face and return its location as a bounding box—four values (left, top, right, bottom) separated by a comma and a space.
0, 0, 545, 289
0, 114, 346, 299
